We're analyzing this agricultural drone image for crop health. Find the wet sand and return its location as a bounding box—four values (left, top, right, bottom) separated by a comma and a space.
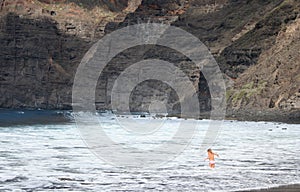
238, 184, 300, 192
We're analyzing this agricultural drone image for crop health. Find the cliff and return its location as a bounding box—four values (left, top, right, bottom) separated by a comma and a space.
0, 0, 299, 122
227, 11, 300, 121
0, 0, 141, 109
223, 0, 300, 122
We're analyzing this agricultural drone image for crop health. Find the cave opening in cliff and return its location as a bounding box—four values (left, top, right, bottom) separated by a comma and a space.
198, 71, 212, 112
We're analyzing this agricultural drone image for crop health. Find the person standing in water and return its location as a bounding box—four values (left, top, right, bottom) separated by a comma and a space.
205, 148, 219, 168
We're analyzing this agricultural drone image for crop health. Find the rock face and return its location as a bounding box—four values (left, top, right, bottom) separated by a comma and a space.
98, 0, 198, 114
0, 0, 140, 109
0, 0, 299, 121
176, 0, 286, 77
225, 0, 300, 117
175, 0, 300, 120
97, 0, 228, 114
0, 13, 91, 109
228, 17, 300, 112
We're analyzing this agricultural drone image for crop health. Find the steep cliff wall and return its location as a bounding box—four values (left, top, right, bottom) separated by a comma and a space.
0, 0, 222, 113
228, 16, 300, 111
0, 13, 88, 109
224, 0, 300, 116
99, 0, 230, 113
176, 0, 286, 76
0, 0, 299, 121
0, 0, 140, 109
174, 0, 300, 121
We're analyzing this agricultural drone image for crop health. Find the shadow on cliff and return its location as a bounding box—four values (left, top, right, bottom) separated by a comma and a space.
0, 12, 213, 114
0, 12, 92, 109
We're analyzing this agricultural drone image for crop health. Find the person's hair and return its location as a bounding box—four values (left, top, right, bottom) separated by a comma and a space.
207, 148, 211, 152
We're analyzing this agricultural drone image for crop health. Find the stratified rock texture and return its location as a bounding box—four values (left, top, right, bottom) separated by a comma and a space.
98, 0, 201, 113
175, 0, 300, 120
0, 0, 299, 122
0, 0, 140, 109
176, 0, 286, 77
225, 0, 300, 117
228, 17, 300, 111
0, 13, 90, 108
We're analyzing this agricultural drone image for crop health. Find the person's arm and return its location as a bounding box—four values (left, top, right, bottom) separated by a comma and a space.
214, 152, 219, 157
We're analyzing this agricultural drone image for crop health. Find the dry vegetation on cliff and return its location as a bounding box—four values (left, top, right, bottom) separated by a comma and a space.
228, 15, 300, 111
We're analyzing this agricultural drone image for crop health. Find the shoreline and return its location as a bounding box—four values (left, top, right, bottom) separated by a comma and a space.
0, 108, 299, 126
236, 184, 300, 192
170, 109, 300, 124
225, 109, 300, 124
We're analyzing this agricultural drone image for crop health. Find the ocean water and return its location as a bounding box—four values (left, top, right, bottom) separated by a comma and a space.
0, 110, 299, 191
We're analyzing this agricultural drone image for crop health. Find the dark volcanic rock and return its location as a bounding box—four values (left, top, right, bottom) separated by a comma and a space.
0, 0, 299, 122
175, 0, 285, 75
0, 13, 92, 109
0, 0, 141, 110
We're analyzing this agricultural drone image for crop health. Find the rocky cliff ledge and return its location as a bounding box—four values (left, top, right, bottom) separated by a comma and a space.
0, 0, 299, 122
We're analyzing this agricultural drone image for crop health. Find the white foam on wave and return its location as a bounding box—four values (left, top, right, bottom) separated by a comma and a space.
0, 115, 299, 191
